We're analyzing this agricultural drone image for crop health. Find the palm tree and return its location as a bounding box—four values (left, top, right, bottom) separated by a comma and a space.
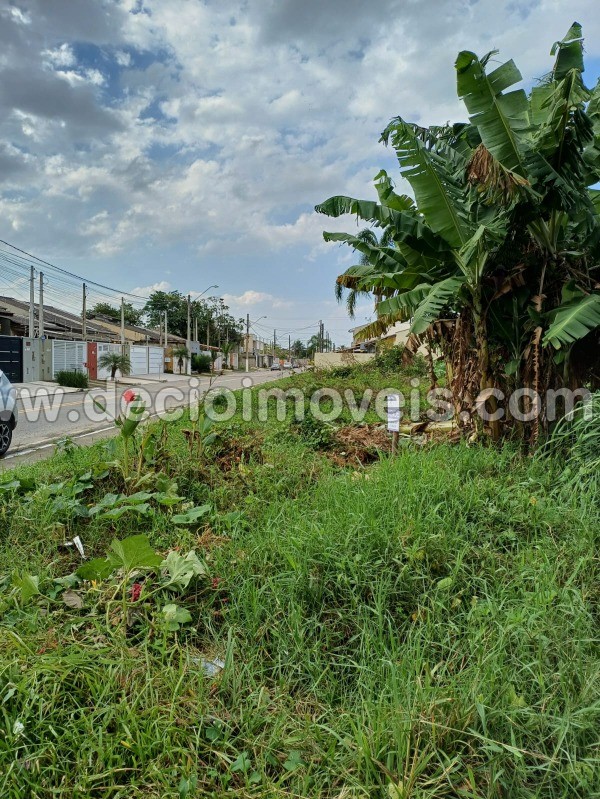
335, 223, 395, 317
317, 23, 600, 441
98, 351, 131, 380
172, 346, 190, 375
221, 341, 235, 369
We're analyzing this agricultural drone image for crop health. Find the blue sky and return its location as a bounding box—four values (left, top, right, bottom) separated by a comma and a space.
0, 0, 599, 345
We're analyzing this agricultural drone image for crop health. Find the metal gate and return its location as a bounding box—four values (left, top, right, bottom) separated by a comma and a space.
0, 335, 23, 383
129, 345, 149, 375
148, 346, 163, 375
130, 345, 164, 376
52, 340, 86, 378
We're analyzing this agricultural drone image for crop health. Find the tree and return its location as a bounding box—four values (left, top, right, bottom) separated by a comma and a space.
291, 339, 308, 358
306, 335, 320, 357
143, 291, 244, 343
87, 302, 143, 326
98, 352, 131, 380
172, 346, 190, 375
221, 341, 235, 368
143, 291, 188, 337
335, 225, 395, 317
317, 23, 600, 442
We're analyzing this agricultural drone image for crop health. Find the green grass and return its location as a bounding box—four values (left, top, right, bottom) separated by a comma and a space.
0, 365, 599, 798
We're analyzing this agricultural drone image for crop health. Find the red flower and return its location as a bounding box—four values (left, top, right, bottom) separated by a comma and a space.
123, 389, 137, 404
211, 577, 222, 590
131, 583, 142, 601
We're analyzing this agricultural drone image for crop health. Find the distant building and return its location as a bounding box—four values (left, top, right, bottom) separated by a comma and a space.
348, 320, 412, 352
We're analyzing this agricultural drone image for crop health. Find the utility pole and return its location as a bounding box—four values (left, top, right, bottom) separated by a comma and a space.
186, 294, 191, 375
28, 265, 35, 338
82, 283, 87, 341
38, 272, 44, 339
187, 295, 191, 343
288, 334, 291, 361
120, 297, 125, 345
194, 315, 198, 343
245, 313, 250, 373
164, 310, 168, 348
273, 328, 277, 360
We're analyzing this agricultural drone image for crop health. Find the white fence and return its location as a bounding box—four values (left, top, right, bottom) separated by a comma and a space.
52, 340, 87, 378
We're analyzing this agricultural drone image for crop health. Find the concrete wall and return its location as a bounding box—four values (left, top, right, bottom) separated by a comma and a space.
314, 352, 376, 369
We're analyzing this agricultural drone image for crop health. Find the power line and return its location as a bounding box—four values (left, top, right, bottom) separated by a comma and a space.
0, 239, 152, 301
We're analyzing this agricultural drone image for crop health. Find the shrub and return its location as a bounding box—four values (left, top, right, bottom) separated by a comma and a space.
55, 370, 89, 389
192, 354, 212, 373
374, 345, 429, 377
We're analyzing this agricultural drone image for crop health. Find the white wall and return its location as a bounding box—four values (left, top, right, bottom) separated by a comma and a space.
314, 352, 375, 369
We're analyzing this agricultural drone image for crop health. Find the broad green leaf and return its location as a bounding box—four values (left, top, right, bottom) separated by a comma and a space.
160, 550, 207, 591
230, 752, 252, 774
456, 51, 529, 174
13, 574, 40, 603
317, 195, 450, 260
121, 401, 146, 439
76, 558, 115, 581
383, 120, 473, 248
543, 292, 600, 349
96, 503, 153, 520
323, 231, 407, 272
410, 277, 466, 334
373, 169, 415, 212
108, 535, 162, 572
551, 23, 584, 80
172, 505, 211, 526
162, 603, 193, 630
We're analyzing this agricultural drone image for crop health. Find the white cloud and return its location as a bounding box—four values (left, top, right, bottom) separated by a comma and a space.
115, 50, 132, 67
131, 281, 172, 298
222, 290, 292, 309
43, 43, 76, 68
0, 0, 599, 346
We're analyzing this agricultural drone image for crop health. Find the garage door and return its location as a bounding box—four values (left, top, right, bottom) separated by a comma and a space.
148, 346, 163, 375
0, 335, 23, 383
130, 345, 149, 375
52, 341, 86, 378
97, 344, 122, 379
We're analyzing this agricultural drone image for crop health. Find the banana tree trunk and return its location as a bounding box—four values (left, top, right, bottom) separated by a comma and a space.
472, 292, 501, 441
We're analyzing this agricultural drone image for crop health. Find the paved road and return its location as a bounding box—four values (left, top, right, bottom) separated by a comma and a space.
2, 369, 288, 467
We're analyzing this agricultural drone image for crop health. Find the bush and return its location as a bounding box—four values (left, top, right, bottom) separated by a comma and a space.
374, 345, 429, 377
192, 354, 212, 373
55, 370, 89, 389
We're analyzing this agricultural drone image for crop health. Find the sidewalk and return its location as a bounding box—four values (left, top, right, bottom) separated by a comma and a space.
13, 380, 82, 397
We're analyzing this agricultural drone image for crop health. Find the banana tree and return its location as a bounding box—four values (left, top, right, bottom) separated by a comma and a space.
317, 22, 600, 440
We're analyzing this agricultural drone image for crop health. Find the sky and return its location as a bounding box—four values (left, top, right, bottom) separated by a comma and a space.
0, 0, 599, 347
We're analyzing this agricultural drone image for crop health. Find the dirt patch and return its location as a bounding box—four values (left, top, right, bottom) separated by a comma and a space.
329, 424, 392, 466
214, 436, 264, 472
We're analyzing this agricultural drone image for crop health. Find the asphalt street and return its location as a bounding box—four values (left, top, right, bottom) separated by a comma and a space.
2, 369, 288, 466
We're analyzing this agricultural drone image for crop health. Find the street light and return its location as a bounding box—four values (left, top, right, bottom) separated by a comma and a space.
196, 284, 218, 299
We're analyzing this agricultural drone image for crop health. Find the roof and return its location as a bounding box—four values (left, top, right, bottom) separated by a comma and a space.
88, 313, 187, 344
0, 295, 118, 341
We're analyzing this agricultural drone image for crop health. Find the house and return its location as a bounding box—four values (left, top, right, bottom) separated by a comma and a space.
86, 313, 187, 345
239, 333, 272, 368
348, 320, 413, 352
0, 296, 119, 341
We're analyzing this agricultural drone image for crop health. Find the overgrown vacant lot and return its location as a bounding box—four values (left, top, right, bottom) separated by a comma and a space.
1, 365, 598, 798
